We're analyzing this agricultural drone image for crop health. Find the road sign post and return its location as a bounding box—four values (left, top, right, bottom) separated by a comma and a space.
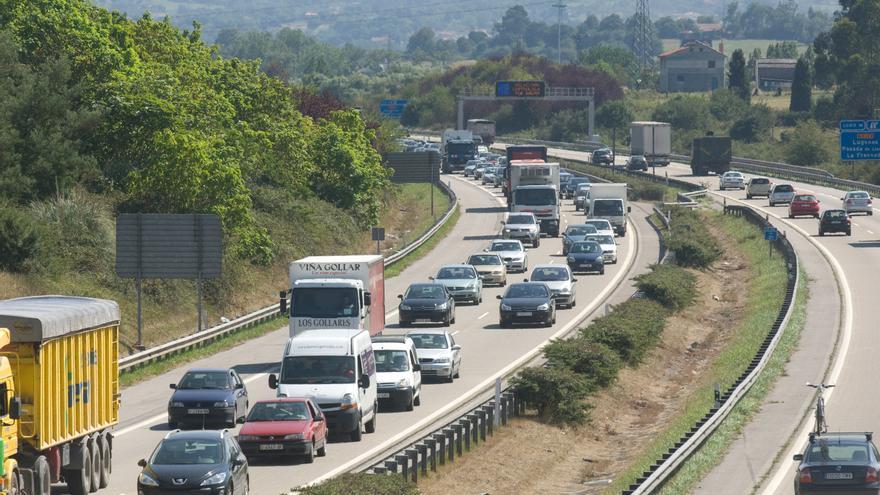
764, 227, 778, 258
372, 227, 386, 255
840, 120, 880, 161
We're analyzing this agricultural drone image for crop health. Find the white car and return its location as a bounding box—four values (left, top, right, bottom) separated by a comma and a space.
502, 212, 541, 247
769, 184, 796, 206
529, 265, 577, 309
407, 330, 462, 383
371, 336, 422, 411
588, 234, 618, 264
719, 171, 745, 190
486, 239, 528, 272
584, 219, 614, 237
842, 190, 873, 215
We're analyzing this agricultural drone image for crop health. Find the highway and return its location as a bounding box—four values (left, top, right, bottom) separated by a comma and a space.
103, 173, 659, 495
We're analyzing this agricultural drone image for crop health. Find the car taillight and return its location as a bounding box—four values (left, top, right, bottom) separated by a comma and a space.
867, 467, 879, 483
799, 468, 812, 484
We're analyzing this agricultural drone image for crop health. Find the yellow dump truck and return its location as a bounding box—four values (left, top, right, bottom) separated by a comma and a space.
0, 296, 120, 495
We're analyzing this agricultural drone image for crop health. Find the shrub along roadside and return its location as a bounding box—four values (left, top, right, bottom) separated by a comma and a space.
666, 207, 722, 268
297, 472, 419, 495
635, 264, 698, 311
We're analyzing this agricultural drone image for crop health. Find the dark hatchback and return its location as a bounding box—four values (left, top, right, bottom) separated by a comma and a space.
819, 209, 852, 236
794, 432, 880, 494
398, 283, 455, 326
168, 369, 248, 429
626, 155, 648, 171
497, 282, 556, 328
592, 148, 614, 165
565, 177, 591, 199
137, 429, 249, 495
566, 241, 605, 275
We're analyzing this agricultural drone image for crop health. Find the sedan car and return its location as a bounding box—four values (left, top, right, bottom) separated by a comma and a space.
843, 190, 873, 216
431, 264, 482, 304
819, 209, 852, 236
719, 171, 746, 190
746, 177, 773, 199
769, 183, 796, 206
562, 224, 599, 255
529, 265, 577, 308
584, 219, 615, 237
588, 234, 618, 263
398, 283, 455, 326
237, 398, 328, 462
559, 172, 573, 196
574, 183, 592, 211
463, 160, 482, 177
567, 241, 605, 274
565, 177, 590, 199
137, 429, 249, 495
592, 148, 614, 165
407, 330, 461, 383
168, 368, 248, 429
497, 282, 556, 327
493, 166, 507, 187
467, 253, 506, 286
793, 432, 880, 495
789, 193, 820, 218
626, 155, 648, 171
487, 239, 528, 272
372, 337, 422, 411
502, 212, 541, 247
473, 165, 487, 179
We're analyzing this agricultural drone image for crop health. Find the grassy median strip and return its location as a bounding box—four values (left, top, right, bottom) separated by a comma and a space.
606, 210, 789, 494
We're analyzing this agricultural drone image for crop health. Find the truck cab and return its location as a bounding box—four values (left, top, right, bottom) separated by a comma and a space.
509, 160, 561, 236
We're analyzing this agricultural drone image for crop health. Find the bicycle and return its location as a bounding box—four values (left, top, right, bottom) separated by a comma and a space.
806, 382, 835, 435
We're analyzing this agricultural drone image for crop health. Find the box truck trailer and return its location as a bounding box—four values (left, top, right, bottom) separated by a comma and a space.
630, 122, 671, 166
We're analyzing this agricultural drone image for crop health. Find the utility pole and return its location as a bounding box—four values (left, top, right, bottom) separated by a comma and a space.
553, 2, 567, 65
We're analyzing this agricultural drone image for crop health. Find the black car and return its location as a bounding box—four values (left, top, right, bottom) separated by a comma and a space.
497, 282, 556, 328
592, 148, 614, 165
566, 241, 605, 274
794, 432, 880, 494
398, 283, 455, 326
819, 209, 852, 236
626, 155, 648, 171
168, 368, 249, 429
137, 429, 249, 495
565, 177, 591, 199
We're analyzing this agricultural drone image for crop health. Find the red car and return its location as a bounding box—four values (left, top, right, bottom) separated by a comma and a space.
237, 398, 328, 463
789, 193, 820, 218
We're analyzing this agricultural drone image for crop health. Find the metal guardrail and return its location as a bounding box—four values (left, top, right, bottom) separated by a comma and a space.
119, 181, 459, 372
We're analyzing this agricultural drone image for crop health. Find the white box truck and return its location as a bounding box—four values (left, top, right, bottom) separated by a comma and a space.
288, 255, 385, 337
587, 183, 630, 237
509, 160, 561, 236
630, 122, 671, 166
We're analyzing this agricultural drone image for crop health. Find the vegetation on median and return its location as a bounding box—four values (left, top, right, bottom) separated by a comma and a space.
297, 473, 419, 495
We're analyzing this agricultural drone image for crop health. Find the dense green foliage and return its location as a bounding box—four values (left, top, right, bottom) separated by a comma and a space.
728, 49, 750, 103
511, 366, 594, 425
297, 473, 419, 495
790, 58, 813, 112
723, 1, 831, 42
582, 299, 668, 365
635, 264, 698, 311
667, 208, 723, 268
543, 340, 622, 388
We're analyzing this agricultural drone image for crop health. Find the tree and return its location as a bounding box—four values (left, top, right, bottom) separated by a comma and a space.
728, 49, 750, 103
785, 120, 831, 165
596, 100, 633, 133
494, 6, 531, 46
790, 58, 812, 112
406, 27, 436, 55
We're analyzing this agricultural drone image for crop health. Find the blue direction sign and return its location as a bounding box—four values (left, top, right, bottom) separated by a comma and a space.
764, 227, 778, 241
840, 120, 880, 160
379, 99, 408, 119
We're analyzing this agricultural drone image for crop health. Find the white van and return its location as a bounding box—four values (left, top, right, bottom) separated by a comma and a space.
371, 336, 422, 411
269, 329, 378, 441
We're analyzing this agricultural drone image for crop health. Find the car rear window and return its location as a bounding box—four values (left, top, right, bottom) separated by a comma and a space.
825, 210, 847, 218
751, 178, 769, 184
849, 192, 870, 199
775, 185, 794, 192
807, 443, 870, 463
794, 195, 816, 202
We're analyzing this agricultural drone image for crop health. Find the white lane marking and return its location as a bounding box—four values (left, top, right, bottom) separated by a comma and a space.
556, 251, 562, 255
852, 222, 860, 227
477, 312, 489, 320
868, 230, 875, 234
548, 259, 555, 264
451, 331, 460, 336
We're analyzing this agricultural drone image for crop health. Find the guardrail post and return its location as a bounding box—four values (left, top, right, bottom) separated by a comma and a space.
406, 449, 418, 482
462, 420, 472, 451
467, 414, 480, 445
477, 410, 487, 441
485, 405, 495, 436
435, 433, 448, 465
396, 454, 408, 480
373, 466, 387, 474
501, 393, 511, 425
425, 439, 437, 472
385, 459, 398, 473
416, 444, 428, 476
452, 425, 463, 459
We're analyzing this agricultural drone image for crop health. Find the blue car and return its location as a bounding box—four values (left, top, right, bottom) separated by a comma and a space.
168, 368, 249, 429
566, 241, 605, 275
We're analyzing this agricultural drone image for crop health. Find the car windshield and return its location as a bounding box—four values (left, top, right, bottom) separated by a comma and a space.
592, 200, 624, 216
585, 220, 611, 230
246, 402, 310, 422
566, 226, 597, 236
569, 178, 589, 187
531, 267, 569, 281
806, 442, 870, 463
514, 188, 557, 206
436, 267, 475, 279
724, 172, 742, 178
280, 356, 355, 385
152, 439, 223, 465
507, 215, 535, 224
408, 333, 449, 349
177, 371, 230, 390
375, 350, 410, 372
571, 242, 600, 253
491, 242, 522, 252
291, 287, 359, 318
825, 210, 847, 219
577, 184, 590, 193
591, 235, 615, 245
505, 284, 550, 298
849, 192, 869, 199
794, 195, 816, 202
405, 284, 447, 299
774, 185, 794, 192
468, 255, 502, 265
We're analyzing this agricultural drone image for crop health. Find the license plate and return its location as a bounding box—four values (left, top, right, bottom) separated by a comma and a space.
416, 319, 432, 323
825, 472, 853, 480
259, 444, 284, 451
187, 408, 209, 415
516, 312, 532, 316
378, 393, 390, 398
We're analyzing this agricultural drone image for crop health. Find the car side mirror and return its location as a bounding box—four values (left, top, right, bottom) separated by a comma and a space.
572, 278, 578, 282
169, 383, 177, 390
452, 345, 462, 351
793, 454, 804, 461
397, 294, 403, 299
358, 375, 370, 389
233, 456, 245, 467
235, 382, 244, 389
364, 292, 372, 307
268, 374, 278, 390
8, 397, 20, 420
496, 295, 503, 300
627, 206, 632, 213
138, 459, 147, 467
429, 276, 435, 281
413, 364, 421, 372
314, 416, 324, 422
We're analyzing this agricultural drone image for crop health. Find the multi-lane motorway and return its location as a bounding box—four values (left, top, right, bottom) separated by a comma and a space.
105, 173, 660, 494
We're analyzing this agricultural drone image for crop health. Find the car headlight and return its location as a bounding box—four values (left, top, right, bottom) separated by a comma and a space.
200, 471, 228, 486
501, 303, 512, 311
400, 303, 411, 311
237, 435, 260, 442
396, 378, 410, 389
437, 302, 448, 310
340, 393, 358, 411
567, 256, 576, 262
433, 357, 451, 363
537, 303, 550, 311
170, 401, 184, 408
138, 472, 159, 487
503, 228, 511, 233
559, 288, 571, 294
284, 433, 305, 440
213, 401, 230, 407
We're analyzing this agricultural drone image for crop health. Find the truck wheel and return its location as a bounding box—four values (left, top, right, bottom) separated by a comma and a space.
365, 405, 377, 433
89, 436, 101, 493
64, 452, 90, 495
98, 433, 112, 488
350, 417, 363, 442
34, 456, 51, 495
10, 470, 19, 495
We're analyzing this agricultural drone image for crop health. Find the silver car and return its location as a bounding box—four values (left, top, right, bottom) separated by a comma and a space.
746, 177, 772, 198
466, 253, 507, 286
584, 219, 614, 237
486, 239, 528, 273
575, 183, 592, 211
502, 213, 540, 247
719, 171, 745, 190
431, 265, 482, 304
588, 234, 618, 263
407, 330, 461, 383
769, 184, 796, 206
529, 265, 577, 308
843, 190, 873, 215
482, 167, 496, 185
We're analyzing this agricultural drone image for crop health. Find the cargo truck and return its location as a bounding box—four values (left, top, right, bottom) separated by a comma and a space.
0, 296, 120, 495
630, 122, 671, 167
466, 119, 496, 146
287, 255, 385, 337
441, 130, 476, 173
503, 145, 548, 200
587, 183, 630, 237
690, 136, 732, 176
509, 160, 561, 236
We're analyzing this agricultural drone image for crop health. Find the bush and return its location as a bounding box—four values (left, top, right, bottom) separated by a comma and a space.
543, 339, 622, 388
666, 208, 722, 268
511, 366, 593, 425
0, 206, 42, 272
298, 473, 419, 495
784, 120, 833, 166
581, 299, 667, 365
29, 193, 114, 274
729, 104, 774, 143
634, 264, 697, 311
651, 95, 711, 131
